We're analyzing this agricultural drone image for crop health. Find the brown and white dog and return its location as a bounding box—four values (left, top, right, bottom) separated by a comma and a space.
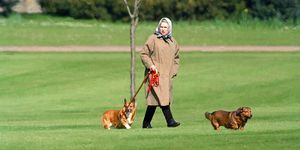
205, 107, 252, 131
101, 99, 136, 130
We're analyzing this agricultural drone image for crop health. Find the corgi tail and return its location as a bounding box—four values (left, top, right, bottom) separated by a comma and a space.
205, 112, 212, 120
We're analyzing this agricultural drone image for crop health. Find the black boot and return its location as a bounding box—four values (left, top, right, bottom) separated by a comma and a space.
142, 106, 156, 128
161, 105, 180, 127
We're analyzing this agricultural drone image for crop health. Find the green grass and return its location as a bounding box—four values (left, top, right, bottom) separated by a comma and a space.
0, 52, 300, 149
0, 14, 299, 46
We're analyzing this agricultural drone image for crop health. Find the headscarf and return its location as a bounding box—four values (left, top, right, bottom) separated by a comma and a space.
154, 17, 172, 40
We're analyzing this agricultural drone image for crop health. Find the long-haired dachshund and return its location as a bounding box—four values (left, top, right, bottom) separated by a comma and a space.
205, 107, 252, 131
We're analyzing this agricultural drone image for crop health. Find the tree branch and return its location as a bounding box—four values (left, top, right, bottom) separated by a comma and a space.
133, 0, 142, 18
123, 0, 133, 18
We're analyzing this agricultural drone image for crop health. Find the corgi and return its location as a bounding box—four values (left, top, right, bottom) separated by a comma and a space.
101, 99, 136, 130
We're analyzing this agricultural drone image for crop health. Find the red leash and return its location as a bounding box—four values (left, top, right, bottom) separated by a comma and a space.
147, 70, 159, 93
129, 71, 159, 104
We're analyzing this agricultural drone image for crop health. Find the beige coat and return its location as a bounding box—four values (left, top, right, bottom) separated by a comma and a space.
140, 34, 180, 106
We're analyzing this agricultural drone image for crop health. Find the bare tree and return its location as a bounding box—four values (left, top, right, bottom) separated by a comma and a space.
123, 0, 142, 99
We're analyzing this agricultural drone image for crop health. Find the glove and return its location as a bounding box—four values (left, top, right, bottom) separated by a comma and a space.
150, 65, 158, 74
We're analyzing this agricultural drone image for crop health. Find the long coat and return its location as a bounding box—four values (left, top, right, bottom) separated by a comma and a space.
140, 34, 180, 106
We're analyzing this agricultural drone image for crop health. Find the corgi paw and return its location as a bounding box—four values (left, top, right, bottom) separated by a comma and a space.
125, 124, 131, 129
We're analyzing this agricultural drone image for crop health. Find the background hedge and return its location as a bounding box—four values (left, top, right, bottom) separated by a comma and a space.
34, 0, 300, 23
0, 0, 19, 17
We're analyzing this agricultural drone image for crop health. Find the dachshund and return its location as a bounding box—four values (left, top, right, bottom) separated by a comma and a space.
205, 107, 252, 131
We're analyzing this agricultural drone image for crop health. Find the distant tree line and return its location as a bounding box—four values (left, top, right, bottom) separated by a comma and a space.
1, 0, 299, 23
0, 0, 19, 17
38, 0, 299, 23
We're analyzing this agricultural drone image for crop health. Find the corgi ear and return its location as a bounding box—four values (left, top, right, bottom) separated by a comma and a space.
131, 98, 136, 103
129, 98, 135, 105
129, 101, 135, 107
124, 98, 127, 105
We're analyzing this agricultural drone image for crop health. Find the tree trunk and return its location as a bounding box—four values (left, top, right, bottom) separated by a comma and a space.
130, 19, 137, 98
123, 0, 141, 100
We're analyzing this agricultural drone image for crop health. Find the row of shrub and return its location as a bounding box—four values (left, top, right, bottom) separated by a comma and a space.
2, 0, 299, 23
38, 0, 299, 22
0, 0, 19, 17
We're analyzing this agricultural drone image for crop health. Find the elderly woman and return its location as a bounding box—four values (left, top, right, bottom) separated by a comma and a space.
140, 17, 180, 128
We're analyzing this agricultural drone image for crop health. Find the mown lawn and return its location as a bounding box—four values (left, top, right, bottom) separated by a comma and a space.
0, 52, 300, 149
0, 14, 299, 46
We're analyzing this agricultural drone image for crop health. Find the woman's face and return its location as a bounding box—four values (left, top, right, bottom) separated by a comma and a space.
159, 22, 169, 36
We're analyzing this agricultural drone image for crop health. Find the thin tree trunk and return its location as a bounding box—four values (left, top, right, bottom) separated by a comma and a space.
130, 19, 136, 98
123, 0, 141, 99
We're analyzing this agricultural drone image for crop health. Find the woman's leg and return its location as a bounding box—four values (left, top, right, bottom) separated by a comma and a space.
142, 106, 157, 128
161, 105, 180, 127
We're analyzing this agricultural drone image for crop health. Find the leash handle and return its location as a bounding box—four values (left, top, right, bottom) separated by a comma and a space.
147, 71, 159, 93
130, 72, 150, 103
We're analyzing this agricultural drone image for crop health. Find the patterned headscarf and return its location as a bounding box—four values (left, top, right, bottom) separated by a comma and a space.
154, 17, 172, 40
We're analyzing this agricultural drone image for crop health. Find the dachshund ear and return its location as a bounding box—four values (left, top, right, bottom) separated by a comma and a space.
236, 107, 243, 115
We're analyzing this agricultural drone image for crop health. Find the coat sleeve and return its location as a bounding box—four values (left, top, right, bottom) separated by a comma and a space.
172, 40, 180, 77
140, 35, 155, 69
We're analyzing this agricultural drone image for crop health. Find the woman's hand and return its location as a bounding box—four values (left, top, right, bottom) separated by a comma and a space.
150, 65, 158, 74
